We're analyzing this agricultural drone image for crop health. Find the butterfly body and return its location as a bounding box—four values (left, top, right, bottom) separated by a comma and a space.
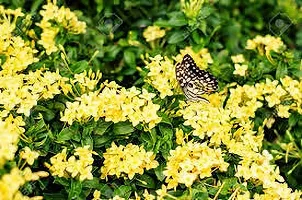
176, 54, 218, 102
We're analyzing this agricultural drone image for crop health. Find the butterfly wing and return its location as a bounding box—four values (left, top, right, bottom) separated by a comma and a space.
176, 54, 218, 101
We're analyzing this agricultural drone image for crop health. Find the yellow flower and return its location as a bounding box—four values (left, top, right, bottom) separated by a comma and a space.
181, 0, 204, 19
231, 54, 245, 63
156, 185, 168, 200
233, 64, 248, 76
143, 189, 156, 200
19, 147, 39, 165
143, 26, 165, 42
175, 128, 184, 145
277, 105, 291, 118
92, 190, 101, 200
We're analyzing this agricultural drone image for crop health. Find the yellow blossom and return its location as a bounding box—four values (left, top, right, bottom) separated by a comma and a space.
233, 64, 248, 76
93, 190, 101, 200
143, 26, 165, 42
19, 147, 40, 165
181, 0, 204, 19
231, 54, 245, 63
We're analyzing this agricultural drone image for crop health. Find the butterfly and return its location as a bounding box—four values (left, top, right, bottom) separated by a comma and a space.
175, 54, 218, 102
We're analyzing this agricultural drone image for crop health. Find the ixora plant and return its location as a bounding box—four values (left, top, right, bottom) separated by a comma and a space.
0, 0, 301, 199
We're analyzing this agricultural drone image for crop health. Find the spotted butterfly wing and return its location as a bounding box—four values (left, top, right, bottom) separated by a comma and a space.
175, 54, 218, 102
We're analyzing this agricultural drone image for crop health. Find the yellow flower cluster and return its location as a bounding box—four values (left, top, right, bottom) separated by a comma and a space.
178, 76, 302, 197
0, 167, 48, 200
174, 46, 213, 70
101, 143, 159, 180
181, 0, 204, 19
236, 150, 302, 199
246, 35, 285, 63
163, 141, 229, 189
37, 0, 86, 54
46, 146, 96, 181
0, 115, 25, 167
0, 7, 39, 75
143, 26, 166, 42
0, 69, 68, 117
61, 82, 161, 129
144, 55, 178, 99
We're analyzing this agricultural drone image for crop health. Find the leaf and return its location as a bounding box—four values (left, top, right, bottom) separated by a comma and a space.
135, 174, 156, 189
53, 177, 70, 187
154, 164, 165, 181
113, 185, 132, 199
124, 50, 136, 67
167, 12, 187, 27
113, 121, 135, 135
168, 31, 187, 44
94, 135, 112, 147
71, 60, 89, 74
82, 178, 99, 188
289, 112, 300, 127
43, 192, 67, 200
99, 183, 113, 198
276, 62, 288, 79
94, 120, 113, 135
57, 127, 79, 142
198, 5, 214, 19
220, 178, 238, 195
68, 180, 82, 200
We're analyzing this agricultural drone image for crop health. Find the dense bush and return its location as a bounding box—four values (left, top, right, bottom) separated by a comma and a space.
0, 0, 301, 199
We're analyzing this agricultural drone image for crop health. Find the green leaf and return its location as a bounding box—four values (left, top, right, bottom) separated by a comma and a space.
158, 112, 172, 125
168, 31, 186, 44
198, 5, 214, 19
113, 185, 132, 199
94, 135, 112, 147
68, 180, 82, 200
94, 120, 113, 135
135, 174, 156, 189
99, 183, 113, 198
82, 178, 100, 188
168, 12, 187, 27
53, 177, 70, 187
220, 178, 238, 195
276, 62, 288, 79
113, 121, 135, 135
43, 192, 67, 200
289, 112, 300, 127
124, 50, 136, 67
71, 60, 89, 74
57, 127, 79, 142
154, 164, 165, 181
